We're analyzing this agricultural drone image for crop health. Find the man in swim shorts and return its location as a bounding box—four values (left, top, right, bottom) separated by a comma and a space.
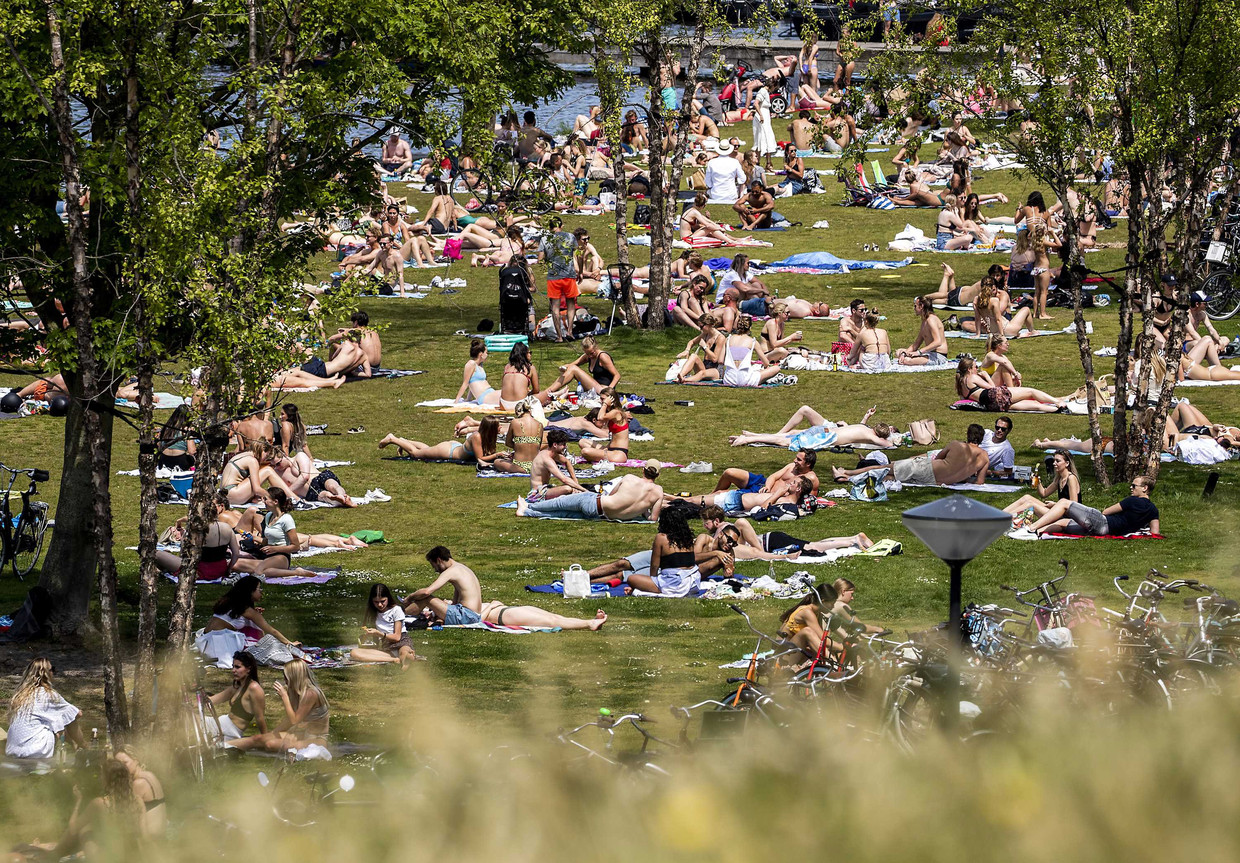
517, 465, 664, 521
896, 295, 948, 366
538, 216, 580, 342
832, 426, 991, 486
401, 546, 483, 625
528, 429, 592, 502
711, 450, 820, 497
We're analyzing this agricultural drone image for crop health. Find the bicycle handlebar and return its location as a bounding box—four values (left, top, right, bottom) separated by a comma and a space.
0, 464, 48, 483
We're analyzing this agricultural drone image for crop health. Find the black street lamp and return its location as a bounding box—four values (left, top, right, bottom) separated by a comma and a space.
901, 494, 1011, 728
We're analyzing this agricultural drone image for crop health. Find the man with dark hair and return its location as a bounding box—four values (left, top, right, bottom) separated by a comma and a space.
529, 429, 591, 501
517, 111, 554, 161
707, 450, 821, 497
839, 298, 867, 344
517, 464, 664, 520
980, 416, 1015, 478
734, 180, 776, 230
832, 426, 990, 486
537, 216, 579, 342
1024, 475, 1160, 537
402, 547, 482, 625
328, 308, 382, 371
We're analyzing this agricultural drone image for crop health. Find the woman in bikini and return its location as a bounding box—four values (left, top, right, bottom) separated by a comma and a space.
671, 275, 712, 328
155, 493, 238, 580
501, 398, 545, 474
377, 415, 509, 465
680, 193, 735, 245
934, 192, 974, 250
778, 584, 840, 660
207, 650, 267, 740
721, 315, 785, 387
981, 334, 1023, 387
759, 302, 804, 362
455, 338, 500, 405
471, 224, 525, 268
219, 441, 297, 506
1028, 218, 1057, 321
415, 181, 459, 234
573, 227, 605, 294
888, 167, 947, 208
1004, 449, 1082, 526
497, 342, 564, 408
970, 276, 1037, 337
228, 658, 329, 753
956, 356, 1065, 412
676, 312, 727, 383
799, 31, 821, 92
847, 313, 893, 371
549, 336, 619, 394
578, 388, 631, 464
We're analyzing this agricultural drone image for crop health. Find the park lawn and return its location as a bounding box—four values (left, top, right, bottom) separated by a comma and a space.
1, 147, 1238, 746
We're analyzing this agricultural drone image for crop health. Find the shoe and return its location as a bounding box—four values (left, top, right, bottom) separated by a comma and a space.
366, 488, 392, 502
679, 461, 713, 473
347, 426, 366, 434
430, 276, 443, 288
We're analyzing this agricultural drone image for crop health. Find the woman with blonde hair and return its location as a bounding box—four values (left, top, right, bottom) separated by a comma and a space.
1028, 219, 1058, 320
5, 657, 86, 759
721, 315, 785, 387
971, 277, 1037, 337
981, 334, 1022, 387
228, 658, 329, 753
956, 356, 1065, 412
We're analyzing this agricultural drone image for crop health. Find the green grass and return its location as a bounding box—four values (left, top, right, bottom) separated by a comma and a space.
2, 148, 1238, 743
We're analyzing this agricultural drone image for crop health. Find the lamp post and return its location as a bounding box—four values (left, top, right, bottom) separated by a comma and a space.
901, 494, 1012, 729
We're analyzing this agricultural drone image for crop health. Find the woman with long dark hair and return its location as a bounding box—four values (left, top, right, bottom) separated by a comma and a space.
350, 583, 419, 667
621, 507, 702, 596
778, 582, 840, 657
202, 573, 301, 644
207, 650, 268, 739
157, 405, 197, 470
378, 414, 507, 465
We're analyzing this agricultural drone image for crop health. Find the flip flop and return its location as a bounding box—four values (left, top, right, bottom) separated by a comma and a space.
348, 426, 366, 434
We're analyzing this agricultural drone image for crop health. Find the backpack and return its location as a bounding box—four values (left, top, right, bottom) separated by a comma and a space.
802, 168, 822, 192
633, 204, 652, 225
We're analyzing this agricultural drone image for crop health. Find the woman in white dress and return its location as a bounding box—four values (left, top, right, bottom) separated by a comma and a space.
722, 315, 784, 387
751, 81, 779, 170
5, 657, 86, 759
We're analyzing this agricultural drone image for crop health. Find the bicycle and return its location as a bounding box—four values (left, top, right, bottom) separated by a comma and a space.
557, 709, 676, 776
177, 664, 224, 782
0, 463, 51, 579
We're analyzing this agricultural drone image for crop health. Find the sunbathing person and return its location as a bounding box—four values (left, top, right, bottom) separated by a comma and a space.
680, 193, 735, 245
838, 298, 866, 344
227, 659, 329, 754
896, 296, 949, 365
1177, 339, 1240, 381
847, 313, 892, 371
15, 373, 68, 401
1022, 475, 1160, 537
671, 277, 714, 330
710, 517, 873, 558
499, 342, 565, 409
219, 442, 296, 506
1004, 449, 1082, 525
679, 475, 812, 519
578, 389, 631, 464
925, 262, 1000, 308
471, 225, 526, 268
402, 545, 484, 625
676, 313, 726, 382
276, 457, 356, 508
203, 574, 303, 646
456, 338, 500, 405
479, 601, 608, 630
720, 316, 785, 386
969, 277, 1037, 337
778, 588, 842, 658
781, 296, 835, 320
832, 426, 992, 486
980, 335, 1023, 387
548, 336, 619, 394
378, 415, 509, 466
956, 356, 1065, 412
729, 404, 902, 449
1164, 401, 1240, 449
497, 398, 546, 474
759, 303, 804, 362
888, 167, 947, 208
529, 429, 591, 501
329, 310, 382, 369
605, 507, 701, 596
711, 449, 821, 497
350, 583, 419, 667
517, 465, 664, 521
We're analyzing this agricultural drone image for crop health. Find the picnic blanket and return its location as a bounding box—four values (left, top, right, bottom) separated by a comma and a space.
115, 392, 186, 409
759, 252, 914, 275
899, 481, 1025, 493
1044, 447, 1177, 464
348, 368, 426, 380
655, 379, 792, 388
1177, 377, 1240, 387
1008, 530, 1164, 541
951, 400, 1067, 414
163, 567, 341, 585
439, 621, 561, 633
945, 328, 1066, 339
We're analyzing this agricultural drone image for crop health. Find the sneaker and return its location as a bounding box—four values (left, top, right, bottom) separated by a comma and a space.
680, 461, 713, 473
366, 488, 392, 502
430, 276, 443, 288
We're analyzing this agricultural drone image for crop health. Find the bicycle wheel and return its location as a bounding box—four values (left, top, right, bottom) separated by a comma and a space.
182, 697, 209, 782
883, 673, 933, 752
454, 168, 491, 211
11, 501, 48, 579
1202, 269, 1240, 320
519, 171, 560, 216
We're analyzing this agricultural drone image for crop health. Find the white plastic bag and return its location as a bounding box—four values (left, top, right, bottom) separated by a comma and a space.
562, 565, 591, 598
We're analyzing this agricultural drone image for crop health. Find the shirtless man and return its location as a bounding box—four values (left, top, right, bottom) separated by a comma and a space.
1187, 290, 1230, 352
517, 464, 664, 521
734, 181, 777, 230
517, 111, 555, 162
401, 546, 483, 625
379, 131, 413, 175
688, 112, 720, 141
361, 235, 407, 298
328, 310, 382, 372
529, 429, 592, 502
788, 110, 818, 153
587, 527, 737, 582
232, 410, 274, 451
832, 426, 991, 486
896, 295, 948, 365
678, 475, 811, 516
728, 404, 903, 450
711, 449, 821, 496
838, 299, 866, 345
717, 288, 742, 333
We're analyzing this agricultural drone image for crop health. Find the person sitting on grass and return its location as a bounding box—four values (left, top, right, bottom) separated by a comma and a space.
529, 429, 592, 502
586, 527, 739, 584
517, 464, 664, 521
5, 657, 86, 760
1020, 475, 1160, 538
401, 546, 484, 626
778, 585, 841, 659
847, 312, 893, 372
227, 658, 329, 753
548, 336, 620, 395
578, 389, 632, 464
956, 355, 1066, 413
831, 425, 992, 486
711, 449, 822, 498
896, 295, 949, 366
203, 574, 303, 646
734, 180, 777, 230
207, 650, 267, 741
328, 310, 382, 372
759, 302, 804, 362
700, 505, 872, 557
351, 583, 420, 668
720, 315, 786, 387
613, 507, 703, 596
676, 312, 727, 383
1004, 449, 1081, 527
671, 275, 714, 330
728, 404, 904, 449
828, 578, 887, 637
228, 493, 321, 581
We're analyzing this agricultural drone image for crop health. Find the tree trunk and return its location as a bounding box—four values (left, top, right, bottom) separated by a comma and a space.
131, 352, 160, 728
37, 373, 97, 636
1109, 162, 1143, 479
644, 47, 670, 331
611, 139, 637, 325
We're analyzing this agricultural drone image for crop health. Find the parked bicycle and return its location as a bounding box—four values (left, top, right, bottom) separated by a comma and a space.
0, 463, 51, 579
